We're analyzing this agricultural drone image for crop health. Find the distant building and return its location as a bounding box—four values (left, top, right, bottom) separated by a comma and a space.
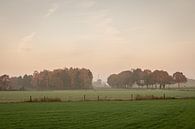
93, 79, 110, 88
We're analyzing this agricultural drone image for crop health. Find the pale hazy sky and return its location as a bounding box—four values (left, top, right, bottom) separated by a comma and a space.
0, 0, 195, 81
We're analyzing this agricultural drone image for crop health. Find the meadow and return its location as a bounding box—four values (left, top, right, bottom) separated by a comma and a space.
0, 99, 195, 129
0, 89, 195, 102
0, 89, 195, 129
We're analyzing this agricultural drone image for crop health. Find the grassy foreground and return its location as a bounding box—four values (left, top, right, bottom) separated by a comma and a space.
0, 99, 195, 129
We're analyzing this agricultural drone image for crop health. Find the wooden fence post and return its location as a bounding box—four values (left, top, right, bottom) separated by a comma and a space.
131, 94, 133, 100
30, 96, 32, 102
44, 96, 46, 102
97, 96, 100, 101
83, 95, 86, 101
163, 93, 166, 99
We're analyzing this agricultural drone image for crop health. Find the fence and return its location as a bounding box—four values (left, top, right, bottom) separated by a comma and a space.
24, 93, 195, 103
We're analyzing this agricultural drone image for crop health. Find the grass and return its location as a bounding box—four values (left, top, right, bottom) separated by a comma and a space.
0, 99, 194, 129
0, 89, 195, 102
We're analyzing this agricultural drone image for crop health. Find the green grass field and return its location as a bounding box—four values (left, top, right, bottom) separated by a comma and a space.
0, 99, 195, 129
0, 89, 195, 102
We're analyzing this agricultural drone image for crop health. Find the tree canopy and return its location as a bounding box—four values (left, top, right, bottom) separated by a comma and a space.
0, 68, 93, 90
107, 68, 187, 89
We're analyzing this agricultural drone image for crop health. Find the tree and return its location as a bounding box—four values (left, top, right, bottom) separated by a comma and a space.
69, 68, 79, 89
78, 68, 93, 89
0, 75, 10, 90
151, 70, 171, 89
132, 68, 144, 87
38, 70, 50, 89
173, 72, 187, 88
22, 74, 33, 89
118, 71, 134, 88
143, 69, 152, 88
0, 67, 93, 90
166, 75, 175, 87
107, 68, 180, 89
61, 68, 71, 89
32, 71, 39, 88
9, 76, 23, 90
107, 74, 120, 88
107, 71, 134, 88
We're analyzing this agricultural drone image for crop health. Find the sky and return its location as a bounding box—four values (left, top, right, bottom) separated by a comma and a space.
0, 0, 195, 81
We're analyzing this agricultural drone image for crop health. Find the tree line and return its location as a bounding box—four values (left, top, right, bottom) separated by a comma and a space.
0, 68, 93, 90
0, 67, 188, 90
107, 68, 187, 89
